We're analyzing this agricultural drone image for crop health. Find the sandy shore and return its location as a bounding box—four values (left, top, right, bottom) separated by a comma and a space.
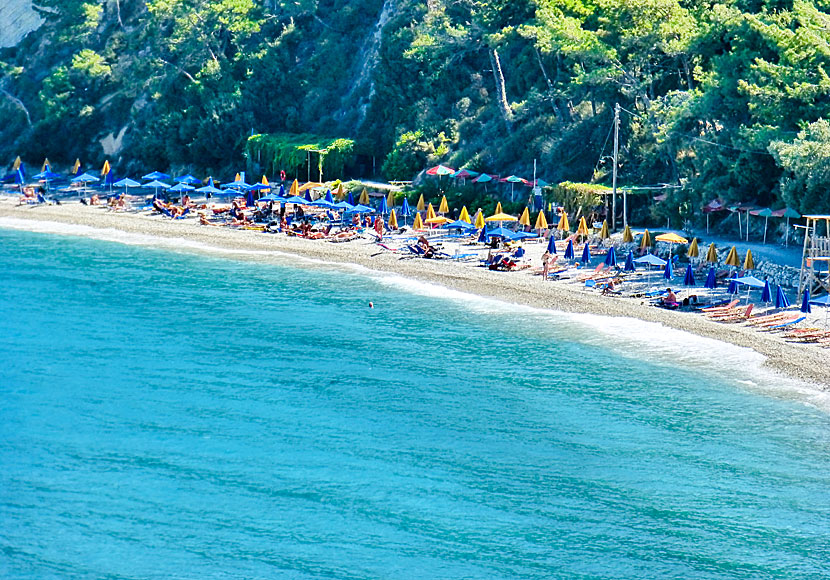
2, 198, 828, 388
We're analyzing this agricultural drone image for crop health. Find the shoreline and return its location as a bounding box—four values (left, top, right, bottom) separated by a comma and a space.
2, 199, 828, 389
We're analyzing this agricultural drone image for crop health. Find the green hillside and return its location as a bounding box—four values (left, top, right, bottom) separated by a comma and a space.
2, 0, 830, 219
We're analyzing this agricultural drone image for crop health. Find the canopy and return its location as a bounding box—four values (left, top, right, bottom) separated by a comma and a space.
502, 175, 528, 184
258, 193, 281, 202
425, 216, 451, 225
733, 275, 765, 288
486, 212, 518, 222
175, 174, 201, 185
809, 294, 830, 306
196, 184, 223, 195
655, 232, 688, 244
284, 195, 308, 204
634, 253, 667, 267
333, 201, 354, 210
299, 181, 324, 192
772, 207, 801, 219
446, 219, 476, 230
142, 171, 170, 180
169, 182, 194, 192
144, 179, 171, 189
512, 231, 539, 240
452, 169, 479, 179
486, 226, 517, 240
426, 164, 455, 176
472, 173, 494, 183
71, 172, 100, 183
247, 183, 271, 191
113, 178, 141, 188
34, 170, 62, 181
347, 204, 373, 213
223, 179, 249, 189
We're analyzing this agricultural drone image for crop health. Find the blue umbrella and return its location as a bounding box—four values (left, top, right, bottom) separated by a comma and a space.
246, 190, 255, 207
325, 189, 334, 204
222, 179, 249, 189
105, 171, 116, 187
71, 172, 100, 183
564, 239, 575, 260
604, 247, 617, 268
477, 226, 487, 243
258, 193, 280, 202
278, 184, 286, 197
333, 201, 354, 210
284, 195, 308, 204
400, 197, 411, 217
624, 251, 635, 272
547, 236, 557, 254
347, 204, 373, 213
143, 171, 170, 180
775, 286, 790, 309
113, 177, 141, 188
247, 183, 272, 192
196, 184, 223, 196
347, 191, 355, 206
175, 174, 201, 185
704, 267, 717, 289
378, 195, 388, 215
512, 231, 539, 240
663, 260, 673, 280
727, 274, 739, 294
487, 226, 517, 240
683, 264, 696, 286
169, 182, 194, 192
34, 170, 62, 181
304, 190, 313, 203
144, 179, 170, 189
580, 243, 591, 265
801, 289, 811, 313
445, 220, 476, 231
634, 253, 667, 267
14, 167, 25, 185
761, 280, 772, 303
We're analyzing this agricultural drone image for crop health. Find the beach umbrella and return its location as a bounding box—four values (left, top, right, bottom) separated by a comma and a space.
604, 247, 617, 268
348, 204, 373, 213
438, 195, 449, 214
101, 159, 111, 177
41, 157, 50, 172
512, 231, 539, 240
624, 251, 635, 272
416, 194, 425, 212
564, 239, 575, 260
801, 289, 811, 313
599, 220, 609, 240
400, 197, 412, 218
640, 229, 652, 250
143, 179, 171, 197
634, 254, 667, 267
743, 249, 755, 270
304, 189, 313, 203
12, 155, 21, 171
452, 168, 479, 179
378, 195, 388, 215
446, 219, 476, 231
71, 172, 100, 183
547, 235, 557, 254
688, 238, 699, 259
655, 232, 688, 257
426, 215, 451, 226
485, 210, 518, 222
775, 207, 801, 246
104, 170, 116, 189
477, 226, 487, 243
473, 173, 493, 183
246, 182, 272, 193
519, 207, 531, 227
580, 242, 591, 265
143, 170, 170, 180
386, 190, 395, 209
196, 183, 223, 197
727, 274, 739, 294
557, 211, 570, 233
258, 194, 280, 202
459, 206, 471, 223
575, 216, 590, 237
683, 264, 696, 286
535, 210, 548, 231
261, 175, 270, 186
413, 212, 424, 229
175, 174, 201, 185
426, 203, 436, 220
754, 208, 774, 244
332, 183, 343, 200
359, 188, 370, 204
775, 286, 790, 309
347, 191, 355, 206
426, 164, 455, 176
289, 179, 299, 197
761, 280, 772, 303
72, 158, 82, 176
495, 202, 503, 214
324, 189, 334, 205
246, 190, 255, 207
705, 267, 717, 289
486, 226, 517, 240
474, 210, 485, 229
388, 208, 398, 229
622, 224, 634, 243
705, 242, 718, 264
724, 246, 740, 267
663, 260, 673, 280
169, 182, 194, 193
502, 175, 527, 200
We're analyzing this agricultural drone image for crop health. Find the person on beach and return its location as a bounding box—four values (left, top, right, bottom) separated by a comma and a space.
662, 288, 679, 308
541, 250, 551, 279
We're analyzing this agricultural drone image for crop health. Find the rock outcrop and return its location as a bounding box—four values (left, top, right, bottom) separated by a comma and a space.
0, 0, 44, 49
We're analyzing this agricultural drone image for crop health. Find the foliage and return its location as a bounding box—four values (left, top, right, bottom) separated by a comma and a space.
245, 133, 355, 180
552, 181, 609, 219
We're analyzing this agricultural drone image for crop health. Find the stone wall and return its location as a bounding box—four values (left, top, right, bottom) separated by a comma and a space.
0, 1, 44, 49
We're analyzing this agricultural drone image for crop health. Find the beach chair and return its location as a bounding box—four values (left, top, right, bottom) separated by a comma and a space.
763, 316, 806, 331
708, 304, 753, 321
700, 299, 739, 313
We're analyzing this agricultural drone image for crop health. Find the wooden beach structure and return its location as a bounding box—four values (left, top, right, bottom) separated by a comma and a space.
798, 215, 830, 295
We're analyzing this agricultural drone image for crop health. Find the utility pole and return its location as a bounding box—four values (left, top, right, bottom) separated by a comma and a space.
612, 102, 620, 231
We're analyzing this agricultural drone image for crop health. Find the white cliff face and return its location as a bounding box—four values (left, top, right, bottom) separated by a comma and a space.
0, 0, 44, 48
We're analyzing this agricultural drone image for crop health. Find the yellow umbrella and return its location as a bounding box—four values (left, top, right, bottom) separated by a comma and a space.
459, 206, 471, 223
416, 194, 425, 212
289, 179, 299, 197
575, 216, 589, 236
743, 248, 755, 270
12, 156, 21, 170
386, 190, 395, 209
335, 183, 345, 200
413, 212, 424, 229
235, 172, 241, 181
474, 210, 485, 229
495, 202, 503, 214
426, 203, 436, 220
655, 232, 688, 244
299, 181, 323, 192
359, 188, 370, 204
688, 238, 699, 258
640, 229, 652, 249
438, 195, 449, 214
724, 246, 740, 267
519, 207, 530, 226
705, 242, 718, 263
486, 212, 518, 222
622, 225, 634, 243
388, 208, 398, 229
72, 158, 81, 174
426, 216, 451, 225
261, 175, 270, 186
101, 160, 110, 176
42, 158, 50, 172
557, 211, 570, 232
599, 220, 609, 240
534, 210, 548, 230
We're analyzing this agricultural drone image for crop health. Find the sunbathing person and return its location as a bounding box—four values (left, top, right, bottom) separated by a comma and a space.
660, 288, 679, 309
90, 194, 100, 205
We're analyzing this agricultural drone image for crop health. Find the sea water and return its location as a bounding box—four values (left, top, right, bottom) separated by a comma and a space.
1, 223, 829, 579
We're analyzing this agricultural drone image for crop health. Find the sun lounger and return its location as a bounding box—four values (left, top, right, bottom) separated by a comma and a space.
700, 299, 739, 313
708, 304, 753, 321
763, 316, 806, 331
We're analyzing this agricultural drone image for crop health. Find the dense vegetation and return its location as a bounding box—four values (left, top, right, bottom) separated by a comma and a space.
2, 0, 830, 227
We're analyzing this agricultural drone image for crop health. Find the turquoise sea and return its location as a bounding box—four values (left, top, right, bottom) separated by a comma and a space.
1, 219, 829, 579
